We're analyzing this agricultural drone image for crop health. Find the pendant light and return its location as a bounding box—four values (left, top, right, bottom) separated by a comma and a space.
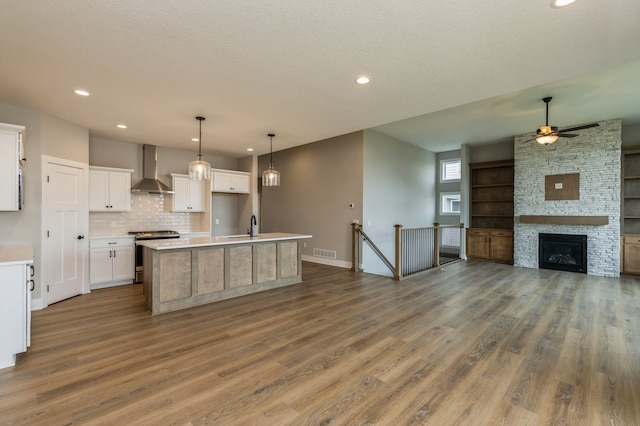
262, 133, 280, 187
189, 116, 211, 180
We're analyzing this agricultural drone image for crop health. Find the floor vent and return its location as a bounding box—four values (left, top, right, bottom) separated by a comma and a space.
313, 248, 337, 259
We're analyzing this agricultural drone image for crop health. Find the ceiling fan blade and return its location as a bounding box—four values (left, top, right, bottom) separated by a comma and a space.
559, 123, 600, 133
558, 133, 578, 138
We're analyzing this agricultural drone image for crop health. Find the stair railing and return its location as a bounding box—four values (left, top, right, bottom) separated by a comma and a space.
352, 222, 464, 280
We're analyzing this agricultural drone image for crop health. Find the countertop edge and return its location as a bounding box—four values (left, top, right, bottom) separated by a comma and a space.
0, 245, 34, 265
137, 233, 312, 250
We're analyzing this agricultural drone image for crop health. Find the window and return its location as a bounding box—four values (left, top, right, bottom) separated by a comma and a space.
441, 192, 461, 214
441, 158, 461, 182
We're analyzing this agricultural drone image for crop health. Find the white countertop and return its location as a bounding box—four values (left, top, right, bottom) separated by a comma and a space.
136, 232, 312, 250
0, 244, 33, 265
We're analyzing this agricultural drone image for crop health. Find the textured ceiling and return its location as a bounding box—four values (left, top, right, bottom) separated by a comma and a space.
1, 1, 639, 157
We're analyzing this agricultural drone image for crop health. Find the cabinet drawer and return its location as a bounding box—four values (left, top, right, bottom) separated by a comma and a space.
467, 229, 489, 237
623, 236, 640, 244
90, 238, 134, 249
490, 230, 513, 237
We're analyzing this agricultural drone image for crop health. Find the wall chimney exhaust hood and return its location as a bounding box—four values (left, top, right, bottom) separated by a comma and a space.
131, 144, 175, 194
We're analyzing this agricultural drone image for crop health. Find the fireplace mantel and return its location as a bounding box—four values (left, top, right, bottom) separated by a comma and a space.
518, 215, 609, 226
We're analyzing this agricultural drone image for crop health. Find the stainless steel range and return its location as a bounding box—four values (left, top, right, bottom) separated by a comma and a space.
129, 230, 180, 283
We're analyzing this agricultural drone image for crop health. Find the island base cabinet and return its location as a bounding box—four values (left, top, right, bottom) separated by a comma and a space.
143, 240, 304, 314
0, 263, 30, 369
159, 251, 192, 302
229, 246, 253, 288
196, 248, 225, 294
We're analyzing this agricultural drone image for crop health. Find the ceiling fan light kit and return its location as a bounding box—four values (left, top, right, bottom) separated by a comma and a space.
533, 96, 599, 145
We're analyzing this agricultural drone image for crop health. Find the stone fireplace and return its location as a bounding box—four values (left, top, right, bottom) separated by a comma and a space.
513, 118, 621, 277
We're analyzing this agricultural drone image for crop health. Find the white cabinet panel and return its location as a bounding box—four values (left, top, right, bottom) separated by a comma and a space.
89, 167, 133, 211
89, 238, 135, 288
211, 169, 250, 194
171, 174, 205, 212
112, 245, 134, 281
0, 262, 31, 369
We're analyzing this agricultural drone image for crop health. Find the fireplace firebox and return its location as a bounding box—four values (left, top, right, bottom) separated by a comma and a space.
539, 233, 587, 274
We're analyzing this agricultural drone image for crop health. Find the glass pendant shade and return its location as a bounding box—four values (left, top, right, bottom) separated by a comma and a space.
262, 133, 280, 187
189, 116, 211, 180
262, 167, 280, 186
189, 159, 210, 180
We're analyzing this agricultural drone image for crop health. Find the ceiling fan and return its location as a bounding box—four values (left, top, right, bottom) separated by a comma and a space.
533, 97, 599, 145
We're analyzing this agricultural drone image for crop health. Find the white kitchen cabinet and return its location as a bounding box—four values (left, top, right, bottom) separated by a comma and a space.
0, 122, 26, 211
0, 247, 33, 369
90, 237, 135, 289
212, 169, 250, 194
89, 166, 134, 211
171, 173, 205, 212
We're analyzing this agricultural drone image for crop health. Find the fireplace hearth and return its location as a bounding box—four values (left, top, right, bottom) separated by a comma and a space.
539, 233, 587, 274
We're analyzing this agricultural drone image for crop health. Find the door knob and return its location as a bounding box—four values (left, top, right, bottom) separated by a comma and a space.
77, 235, 85, 240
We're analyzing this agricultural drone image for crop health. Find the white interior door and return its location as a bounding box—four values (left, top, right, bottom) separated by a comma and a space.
43, 158, 88, 305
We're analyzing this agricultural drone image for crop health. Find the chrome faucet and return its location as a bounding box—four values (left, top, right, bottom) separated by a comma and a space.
249, 214, 257, 237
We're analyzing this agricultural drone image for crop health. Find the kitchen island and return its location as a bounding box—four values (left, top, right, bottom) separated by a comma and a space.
138, 233, 312, 314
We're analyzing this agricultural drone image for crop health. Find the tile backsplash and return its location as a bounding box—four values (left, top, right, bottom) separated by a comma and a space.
90, 193, 201, 236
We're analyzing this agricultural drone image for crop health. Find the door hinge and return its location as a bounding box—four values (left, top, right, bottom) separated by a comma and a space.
47, 285, 50, 292
47, 230, 50, 238
47, 175, 50, 183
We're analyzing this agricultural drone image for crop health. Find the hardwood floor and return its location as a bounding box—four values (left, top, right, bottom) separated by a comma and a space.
1, 261, 639, 425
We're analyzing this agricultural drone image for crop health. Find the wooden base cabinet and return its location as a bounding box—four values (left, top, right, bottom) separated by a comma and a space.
466, 228, 513, 264
621, 235, 640, 274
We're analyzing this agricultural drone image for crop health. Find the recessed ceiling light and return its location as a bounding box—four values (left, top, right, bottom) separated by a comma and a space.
550, 0, 577, 8
192, 138, 199, 142
116, 124, 127, 129
356, 76, 370, 85
74, 89, 90, 96
247, 148, 254, 152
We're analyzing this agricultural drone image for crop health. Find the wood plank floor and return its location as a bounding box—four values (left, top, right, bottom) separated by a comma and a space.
1, 260, 639, 425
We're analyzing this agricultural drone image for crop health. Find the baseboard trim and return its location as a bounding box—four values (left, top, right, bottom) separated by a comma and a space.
302, 255, 351, 269
31, 298, 44, 311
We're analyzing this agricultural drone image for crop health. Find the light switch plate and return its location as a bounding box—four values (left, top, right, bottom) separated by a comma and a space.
555, 183, 563, 189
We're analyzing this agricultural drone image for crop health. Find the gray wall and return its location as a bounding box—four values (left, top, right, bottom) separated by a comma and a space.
234, 155, 256, 237
259, 132, 364, 265
362, 129, 436, 276
622, 122, 640, 147
0, 100, 89, 303
470, 139, 514, 163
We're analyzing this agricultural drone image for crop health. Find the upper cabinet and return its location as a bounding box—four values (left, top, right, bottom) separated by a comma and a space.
89, 166, 134, 212
171, 173, 205, 212
0, 123, 25, 211
211, 169, 250, 194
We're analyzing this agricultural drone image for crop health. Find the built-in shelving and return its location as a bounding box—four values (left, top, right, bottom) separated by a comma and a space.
622, 149, 640, 234
469, 160, 514, 230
